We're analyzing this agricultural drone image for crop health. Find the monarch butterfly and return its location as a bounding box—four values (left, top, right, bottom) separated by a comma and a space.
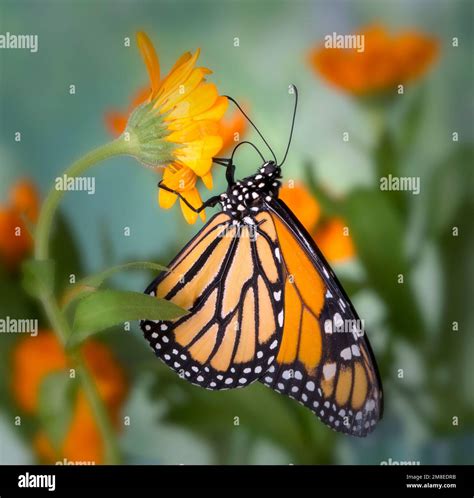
140, 87, 383, 436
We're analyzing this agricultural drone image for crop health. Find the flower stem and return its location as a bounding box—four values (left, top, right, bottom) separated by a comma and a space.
34, 137, 130, 464
35, 138, 130, 261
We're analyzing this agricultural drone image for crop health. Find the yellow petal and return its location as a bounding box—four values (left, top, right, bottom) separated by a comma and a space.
157, 49, 201, 104
166, 120, 219, 143
158, 187, 178, 209
179, 188, 203, 224
201, 172, 213, 190
166, 82, 218, 120
136, 32, 160, 94
189, 158, 212, 176
175, 136, 223, 161
163, 163, 197, 191
169, 51, 192, 73
174, 136, 223, 175
193, 96, 229, 121
158, 67, 208, 113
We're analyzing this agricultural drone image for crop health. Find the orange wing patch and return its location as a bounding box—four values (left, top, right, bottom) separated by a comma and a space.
298, 310, 322, 373
142, 210, 285, 391
273, 216, 325, 316
234, 288, 256, 363
157, 223, 234, 306
258, 206, 382, 437
277, 281, 301, 364
174, 289, 217, 346
272, 216, 325, 374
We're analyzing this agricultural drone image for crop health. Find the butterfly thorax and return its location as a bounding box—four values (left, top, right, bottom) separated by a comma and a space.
219, 161, 282, 218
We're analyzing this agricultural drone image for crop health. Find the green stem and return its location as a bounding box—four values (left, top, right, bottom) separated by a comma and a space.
34, 137, 130, 464
35, 138, 130, 260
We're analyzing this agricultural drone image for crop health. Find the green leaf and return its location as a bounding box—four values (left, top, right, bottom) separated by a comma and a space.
37, 371, 78, 451
81, 262, 167, 288
304, 161, 343, 218
70, 290, 187, 346
344, 189, 424, 341
426, 145, 473, 238
50, 214, 84, 294
375, 131, 398, 181
63, 261, 168, 310
397, 88, 425, 153
21, 259, 55, 298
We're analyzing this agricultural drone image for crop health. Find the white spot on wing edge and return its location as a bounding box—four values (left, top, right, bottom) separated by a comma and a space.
333, 313, 343, 329
274, 248, 281, 262
278, 310, 284, 327
351, 344, 361, 356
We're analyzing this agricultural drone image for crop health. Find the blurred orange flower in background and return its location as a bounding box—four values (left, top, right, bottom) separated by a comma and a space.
279, 182, 321, 233
0, 180, 39, 270
314, 217, 355, 263
309, 24, 439, 95
218, 105, 248, 154
279, 183, 355, 264
12, 331, 127, 463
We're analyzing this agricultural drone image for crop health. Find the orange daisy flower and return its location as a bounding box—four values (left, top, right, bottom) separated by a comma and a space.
105, 32, 229, 224
0, 179, 39, 270
314, 217, 355, 263
12, 331, 127, 464
279, 182, 321, 233
279, 182, 354, 264
218, 105, 248, 154
309, 24, 439, 95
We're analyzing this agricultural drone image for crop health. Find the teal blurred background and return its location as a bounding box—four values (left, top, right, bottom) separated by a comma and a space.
0, 0, 472, 464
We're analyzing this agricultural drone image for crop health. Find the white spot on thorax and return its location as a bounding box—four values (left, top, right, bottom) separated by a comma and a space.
243, 216, 255, 225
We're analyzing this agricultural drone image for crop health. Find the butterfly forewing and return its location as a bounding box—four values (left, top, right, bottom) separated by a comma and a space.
260, 199, 383, 436
140, 211, 285, 390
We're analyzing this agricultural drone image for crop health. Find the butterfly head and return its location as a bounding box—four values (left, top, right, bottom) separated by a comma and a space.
220, 161, 281, 218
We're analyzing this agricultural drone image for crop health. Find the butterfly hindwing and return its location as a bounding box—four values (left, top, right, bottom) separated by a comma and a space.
140, 211, 285, 389
260, 199, 383, 436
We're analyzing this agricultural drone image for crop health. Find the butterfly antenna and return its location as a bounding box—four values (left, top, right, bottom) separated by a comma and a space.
279, 84, 298, 167
230, 141, 266, 163
225, 95, 277, 164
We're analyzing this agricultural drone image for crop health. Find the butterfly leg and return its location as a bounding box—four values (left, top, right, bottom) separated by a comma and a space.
213, 157, 235, 185
158, 181, 221, 213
